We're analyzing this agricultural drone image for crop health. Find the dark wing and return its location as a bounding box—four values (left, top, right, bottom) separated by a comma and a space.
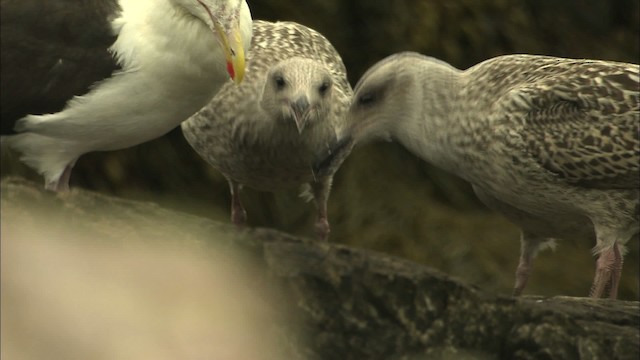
0, 0, 121, 134
514, 61, 639, 189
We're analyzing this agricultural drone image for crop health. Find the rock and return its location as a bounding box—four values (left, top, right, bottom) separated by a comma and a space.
2, 177, 638, 360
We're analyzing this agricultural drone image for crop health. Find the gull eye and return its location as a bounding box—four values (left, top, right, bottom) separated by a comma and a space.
274, 75, 286, 90
319, 80, 331, 96
358, 92, 376, 106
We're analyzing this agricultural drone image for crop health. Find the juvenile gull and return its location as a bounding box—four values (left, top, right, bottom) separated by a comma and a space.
181, 20, 352, 240
1, 0, 252, 192
316, 52, 639, 298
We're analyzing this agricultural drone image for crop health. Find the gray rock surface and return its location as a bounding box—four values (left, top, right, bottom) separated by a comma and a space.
2, 177, 638, 360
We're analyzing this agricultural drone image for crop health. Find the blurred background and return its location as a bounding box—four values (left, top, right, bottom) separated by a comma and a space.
2, 0, 639, 299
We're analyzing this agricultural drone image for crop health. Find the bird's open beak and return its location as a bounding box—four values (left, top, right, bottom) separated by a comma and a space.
291, 96, 311, 134
198, 1, 246, 84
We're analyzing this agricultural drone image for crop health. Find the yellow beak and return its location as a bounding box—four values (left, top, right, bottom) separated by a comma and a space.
214, 21, 246, 84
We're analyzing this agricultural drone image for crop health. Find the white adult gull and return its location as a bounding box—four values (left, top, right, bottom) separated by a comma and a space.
1, 0, 252, 191
316, 52, 639, 299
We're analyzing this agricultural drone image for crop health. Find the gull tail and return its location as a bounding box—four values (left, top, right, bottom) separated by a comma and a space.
14, 113, 67, 135
13, 115, 35, 132
2, 132, 78, 189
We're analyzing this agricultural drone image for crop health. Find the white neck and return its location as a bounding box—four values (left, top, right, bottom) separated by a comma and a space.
391, 62, 470, 176
113, 0, 230, 82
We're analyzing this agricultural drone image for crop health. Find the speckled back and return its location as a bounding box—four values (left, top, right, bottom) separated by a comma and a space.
182, 20, 353, 191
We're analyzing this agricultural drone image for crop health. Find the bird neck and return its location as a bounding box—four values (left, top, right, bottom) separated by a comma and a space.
392, 62, 471, 175
99, 0, 246, 140
113, 0, 229, 82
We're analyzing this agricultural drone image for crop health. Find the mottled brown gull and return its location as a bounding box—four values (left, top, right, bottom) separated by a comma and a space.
316, 52, 639, 298
2, 0, 252, 192
181, 20, 352, 240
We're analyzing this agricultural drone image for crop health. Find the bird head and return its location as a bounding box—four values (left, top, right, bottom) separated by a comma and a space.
344, 56, 407, 144
312, 53, 412, 177
176, 0, 252, 83
260, 58, 334, 134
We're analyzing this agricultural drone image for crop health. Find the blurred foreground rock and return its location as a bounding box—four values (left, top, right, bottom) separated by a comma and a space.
2, 177, 638, 360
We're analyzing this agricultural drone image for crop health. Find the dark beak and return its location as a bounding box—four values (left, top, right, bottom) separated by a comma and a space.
312, 135, 354, 179
292, 96, 310, 133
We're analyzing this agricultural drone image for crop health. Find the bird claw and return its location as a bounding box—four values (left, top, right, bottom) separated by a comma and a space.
315, 217, 330, 241
231, 203, 247, 227
590, 244, 622, 299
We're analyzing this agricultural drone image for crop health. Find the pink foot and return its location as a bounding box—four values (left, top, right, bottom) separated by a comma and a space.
513, 259, 532, 296
228, 180, 247, 227
231, 204, 247, 227
512, 233, 542, 297
315, 216, 330, 241
310, 179, 332, 241
45, 162, 75, 192
590, 244, 622, 299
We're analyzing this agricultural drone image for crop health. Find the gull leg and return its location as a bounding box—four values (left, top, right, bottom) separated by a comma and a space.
513, 256, 533, 297
513, 233, 554, 296
45, 159, 77, 192
608, 244, 623, 299
228, 179, 246, 226
590, 243, 623, 299
311, 177, 333, 241
513, 232, 540, 296
589, 221, 630, 299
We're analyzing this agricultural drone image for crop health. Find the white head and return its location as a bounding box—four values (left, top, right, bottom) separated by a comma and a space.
171, 0, 252, 83
312, 52, 432, 177
260, 58, 334, 134
342, 53, 425, 144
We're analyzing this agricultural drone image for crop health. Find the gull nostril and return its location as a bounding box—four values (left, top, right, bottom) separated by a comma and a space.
293, 96, 310, 114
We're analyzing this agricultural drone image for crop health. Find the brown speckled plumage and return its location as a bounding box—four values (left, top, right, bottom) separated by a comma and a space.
506, 60, 639, 189
181, 20, 352, 240
322, 52, 639, 298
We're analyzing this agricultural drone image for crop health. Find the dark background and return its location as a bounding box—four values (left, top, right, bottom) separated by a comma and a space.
2, 0, 639, 299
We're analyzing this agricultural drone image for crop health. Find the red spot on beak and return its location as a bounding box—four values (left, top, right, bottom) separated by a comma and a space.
227, 61, 235, 80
